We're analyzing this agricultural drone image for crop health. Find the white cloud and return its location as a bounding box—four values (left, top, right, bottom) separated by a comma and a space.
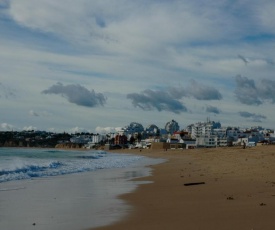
1, 0, 275, 131
0, 122, 15, 131
6, 0, 250, 57
256, 1, 275, 32
23, 126, 37, 131
68, 127, 90, 134
95, 126, 122, 134
0, 82, 17, 99
29, 110, 39, 117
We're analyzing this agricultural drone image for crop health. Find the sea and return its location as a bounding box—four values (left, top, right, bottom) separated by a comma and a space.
0, 148, 164, 230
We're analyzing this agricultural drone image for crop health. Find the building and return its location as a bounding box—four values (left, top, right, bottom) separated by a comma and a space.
114, 134, 127, 146
173, 131, 189, 140
196, 135, 218, 148
187, 120, 221, 139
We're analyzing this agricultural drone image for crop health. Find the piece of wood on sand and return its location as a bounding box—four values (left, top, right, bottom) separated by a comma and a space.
184, 182, 205, 186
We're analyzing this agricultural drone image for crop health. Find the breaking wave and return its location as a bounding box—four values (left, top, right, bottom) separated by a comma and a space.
0, 149, 144, 183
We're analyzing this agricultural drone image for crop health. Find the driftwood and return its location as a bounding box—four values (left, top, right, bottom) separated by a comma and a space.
184, 182, 205, 186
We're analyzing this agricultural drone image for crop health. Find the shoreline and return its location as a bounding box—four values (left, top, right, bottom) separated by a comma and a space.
0, 148, 163, 230
92, 146, 275, 230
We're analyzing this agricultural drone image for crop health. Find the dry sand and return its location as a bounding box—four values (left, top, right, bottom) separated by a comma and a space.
93, 145, 275, 230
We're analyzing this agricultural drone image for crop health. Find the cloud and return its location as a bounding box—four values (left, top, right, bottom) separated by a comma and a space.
236, 55, 275, 67
186, 80, 223, 100
0, 82, 16, 99
206, 105, 220, 114
259, 79, 275, 103
0, 0, 9, 7
29, 110, 39, 116
239, 111, 266, 122
257, 1, 275, 32
23, 126, 37, 131
29, 110, 53, 117
0, 122, 14, 131
127, 89, 187, 114
2, 1, 275, 131
237, 54, 249, 65
234, 75, 260, 105
6, 0, 259, 59
127, 80, 222, 113
95, 126, 122, 134
42, 82, 106, 107
69, 126, 89, 134
234, 75, 275, 105
168, 80, 223, 100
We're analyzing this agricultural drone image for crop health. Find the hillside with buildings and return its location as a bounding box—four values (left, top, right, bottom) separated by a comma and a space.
1, 119, 275, 150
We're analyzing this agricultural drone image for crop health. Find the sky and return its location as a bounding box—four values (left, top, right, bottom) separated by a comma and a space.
1, 0, 275, 133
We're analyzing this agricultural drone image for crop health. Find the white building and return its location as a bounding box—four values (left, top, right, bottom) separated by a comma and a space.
91, 134, 105, 144
196, 135, 218, 148
213, 128, 227, 139
217, 138, 228, 146
187, 120, 220, 139
71, 134, 106, 145
70, 135, 91, 144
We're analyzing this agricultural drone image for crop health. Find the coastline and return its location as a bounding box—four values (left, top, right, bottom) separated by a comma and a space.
0, 148, 163, 230
93, 145, 275, 230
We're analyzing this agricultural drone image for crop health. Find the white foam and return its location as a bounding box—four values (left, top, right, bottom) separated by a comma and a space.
0, 149, 146, 183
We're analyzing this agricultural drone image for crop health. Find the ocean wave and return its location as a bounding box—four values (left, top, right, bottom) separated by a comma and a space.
0, 161, 62, 175
0, 150, 145, 183
0, 161, 63, 183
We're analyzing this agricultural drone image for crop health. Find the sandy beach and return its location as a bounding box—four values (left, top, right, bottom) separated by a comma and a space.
93, 145, 275, 230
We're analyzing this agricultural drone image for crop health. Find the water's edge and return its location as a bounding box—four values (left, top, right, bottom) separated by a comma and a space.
0, 151, 165, 230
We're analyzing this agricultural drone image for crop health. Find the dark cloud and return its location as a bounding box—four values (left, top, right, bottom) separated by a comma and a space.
168, 80, 222, 101
237, 55, 274, 66
187, 80, 222, 100
206, 105, 220, 114
127, 80, 222, 113
42, 82, 106, 107
234, 75, 260, 105
234, 75, 275, 105
167, 87, 187, 99
237, 54, 249, 65
259, 79, 275, 103
239, 111, 266, 122
127, 89, 187, 114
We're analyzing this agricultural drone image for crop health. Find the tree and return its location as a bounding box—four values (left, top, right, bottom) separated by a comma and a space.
129, 135, 135, 144
137, 132, 142, 142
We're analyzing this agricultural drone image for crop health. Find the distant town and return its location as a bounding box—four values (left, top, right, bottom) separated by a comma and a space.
1, 119, 275, 150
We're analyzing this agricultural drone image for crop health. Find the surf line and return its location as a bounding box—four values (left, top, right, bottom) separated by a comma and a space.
0, 187, 26, 191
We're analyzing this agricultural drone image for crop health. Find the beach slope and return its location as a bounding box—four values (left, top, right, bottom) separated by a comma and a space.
93, 146, 275, 230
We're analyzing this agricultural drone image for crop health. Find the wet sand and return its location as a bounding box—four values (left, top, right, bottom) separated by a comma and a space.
93, 145, 275, 230
0, 160, 161, 230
